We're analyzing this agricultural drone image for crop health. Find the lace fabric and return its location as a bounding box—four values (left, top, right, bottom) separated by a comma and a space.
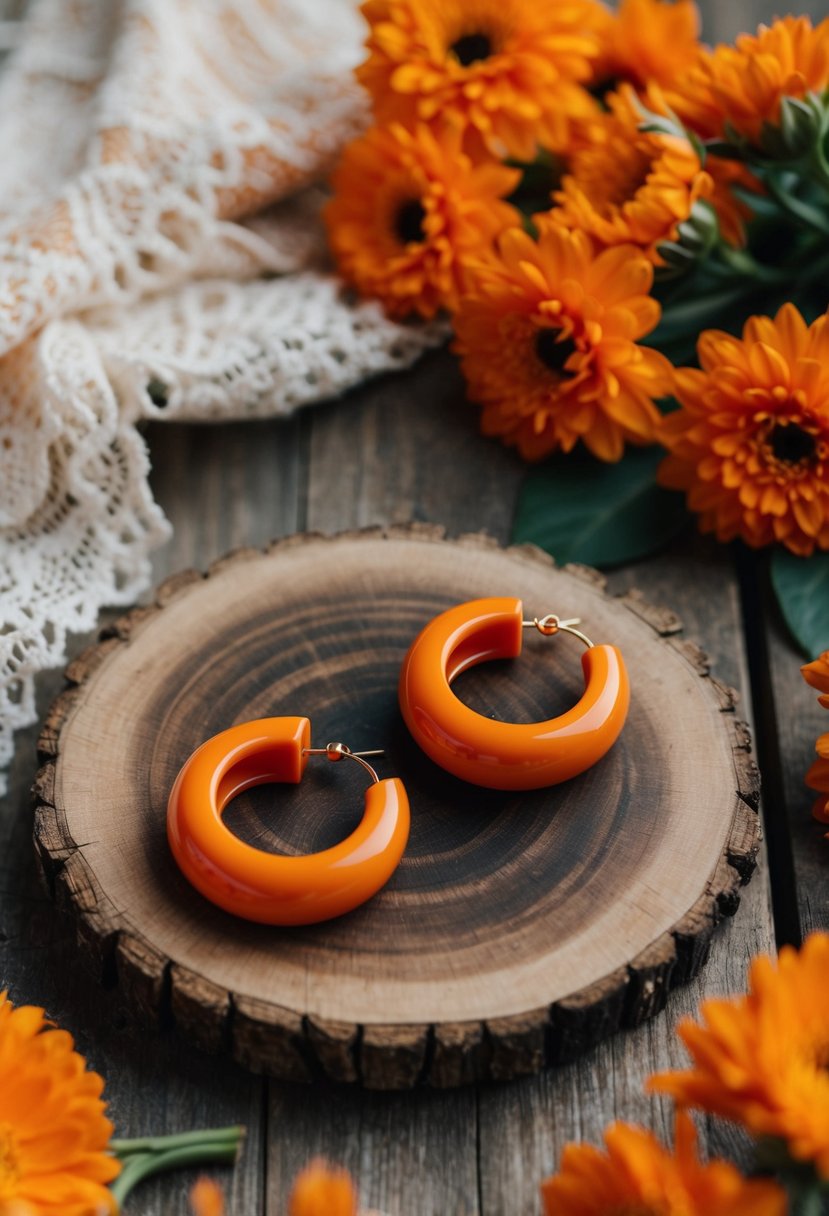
0, 0, 445, 792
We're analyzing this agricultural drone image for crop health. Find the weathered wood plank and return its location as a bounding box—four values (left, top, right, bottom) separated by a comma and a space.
478, 537, 774, 1213
148, 417, 307, 585
705, 0, 824, 40
764, 606, 829, 939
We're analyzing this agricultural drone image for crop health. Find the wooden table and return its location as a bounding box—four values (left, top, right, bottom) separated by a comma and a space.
2, 2, 827, 1211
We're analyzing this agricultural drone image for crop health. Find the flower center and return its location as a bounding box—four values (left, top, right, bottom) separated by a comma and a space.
574, 144, 653, 218
536, 329, 577, 375
589, 74, 623, 102
0, 1124, 20, 1198
394, 199, 427, 245
767, 420, 817, 466
450, 32, 493, 66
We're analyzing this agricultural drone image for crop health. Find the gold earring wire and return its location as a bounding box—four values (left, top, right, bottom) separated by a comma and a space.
301, 742, 384, 783
521, 614, 594, 649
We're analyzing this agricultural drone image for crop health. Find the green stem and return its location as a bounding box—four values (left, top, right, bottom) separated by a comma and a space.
808, 133, 829, 195
791, 1182, 827, 1216
762, 172, 829, 236
713, 242, 790, 285
109, 1126, 245, 1209
112, 1126, 243, 1157
649, 284, 755, 343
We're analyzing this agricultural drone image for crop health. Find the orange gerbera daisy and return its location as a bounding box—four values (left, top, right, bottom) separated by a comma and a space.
540, 1112, 786, 1216
356, 0, 601, 160
0, 994, 119, 1215
325, 122, 520, 320
288, 1160, 358, 1216
668, 16, 829, 147
659, 303, 829, 556
454, 224, 672, 461
651, 933, 829, 1179
551, 89, 714, 265
590, 0, 701, 95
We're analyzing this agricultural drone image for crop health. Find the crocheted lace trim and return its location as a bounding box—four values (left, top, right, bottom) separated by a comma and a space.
0, 0, 446, 791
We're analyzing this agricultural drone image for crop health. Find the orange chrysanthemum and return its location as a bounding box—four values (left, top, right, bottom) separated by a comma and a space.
551, 90, 714, 265
668, 16, 829, 146
325, 122, 520, 320
288, 1160, 358, 1216
659, 303, 829, 556
634, 82, 761, 248
454, 224, 671, 462
651, 933, 829, 1178
356, 0, 601, 160
540, 1112, 786, 1216
190, 1177, 225, 1216
590, 0, 701, 95
0, 994, 119, 1216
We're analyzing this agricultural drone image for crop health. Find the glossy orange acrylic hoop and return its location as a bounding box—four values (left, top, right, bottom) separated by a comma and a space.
167, 716, 410, 925
398, 597, 629, 790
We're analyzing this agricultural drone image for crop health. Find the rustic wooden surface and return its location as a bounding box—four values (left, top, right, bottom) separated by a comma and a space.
35, 531, 760, 1087
1, 0, 826, 1211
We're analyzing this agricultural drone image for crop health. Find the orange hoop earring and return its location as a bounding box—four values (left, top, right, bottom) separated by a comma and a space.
167, 716, 410, 925
398, 597, 629, 790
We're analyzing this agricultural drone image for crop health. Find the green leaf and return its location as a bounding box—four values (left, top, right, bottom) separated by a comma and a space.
512, 445, 689, 568
771, 547, 829, 657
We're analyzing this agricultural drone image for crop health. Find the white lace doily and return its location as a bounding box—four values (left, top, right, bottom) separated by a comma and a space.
0, 0, 445, 792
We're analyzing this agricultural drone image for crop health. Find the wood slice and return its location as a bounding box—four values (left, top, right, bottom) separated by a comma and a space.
33, 527, 760, 1088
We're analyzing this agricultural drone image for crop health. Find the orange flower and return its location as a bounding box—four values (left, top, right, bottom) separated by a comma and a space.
0, 993, 119, 1216
356, 0, 600, 160
651, 933, 829, 1179
540, 1112, 786, 1216
802, 652, 829, 704
453, 224, 671, 461
701, 157, 759, 248
590, 0, 701, 95
190, 1177, 225, 1216
325, 122, 520, 320
806, 750, 829, 825
550, 89, 714, 265
635, 82, 761, 248
288, 1160, 358, 1216
802, 653, 829, 826
668, 16, 829, 146
659, 303, 829, 556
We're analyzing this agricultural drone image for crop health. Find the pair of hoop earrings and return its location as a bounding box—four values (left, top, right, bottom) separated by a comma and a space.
167, 596, 629, 926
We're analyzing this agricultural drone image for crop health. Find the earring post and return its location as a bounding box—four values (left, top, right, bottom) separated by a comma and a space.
302, 743, 382, 783
522, 614, 594, 648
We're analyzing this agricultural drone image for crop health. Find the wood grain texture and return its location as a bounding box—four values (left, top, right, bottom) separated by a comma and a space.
764, 605, 829, 938
35, 526, 759, 1091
